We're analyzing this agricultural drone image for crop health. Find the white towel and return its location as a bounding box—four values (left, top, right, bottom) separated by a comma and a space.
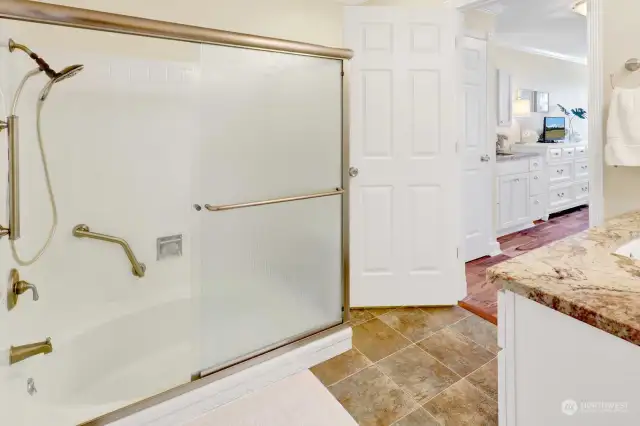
606, 87, 640, 166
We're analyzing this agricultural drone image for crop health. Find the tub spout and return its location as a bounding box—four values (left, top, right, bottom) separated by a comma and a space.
10, 338, 53, 365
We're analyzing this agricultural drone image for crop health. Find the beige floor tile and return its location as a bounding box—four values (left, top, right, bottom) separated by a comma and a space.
450, 315, 499, 354
393, 408, 441, 426
377, 345, 460, 405
417, 328, 495, 377
366, 307, 396, 317
329, 366, 418, 426
417, 306, 471, 333
311, 349, 372, 387
352, 318, 411, 362
423, 379, 498, 426
467, 358, 498, 401
349, 309, 375, 326
379, 308, 438, 342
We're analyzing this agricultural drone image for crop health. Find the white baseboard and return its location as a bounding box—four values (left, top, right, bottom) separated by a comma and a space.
497, 222, 535, 238
489, 240, 502, 256
112, 327, 352, 426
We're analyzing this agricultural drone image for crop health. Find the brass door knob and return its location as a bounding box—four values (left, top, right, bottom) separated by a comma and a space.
7, 269, 39, 311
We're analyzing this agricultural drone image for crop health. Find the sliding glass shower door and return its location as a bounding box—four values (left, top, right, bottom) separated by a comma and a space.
194, 45, 345, 373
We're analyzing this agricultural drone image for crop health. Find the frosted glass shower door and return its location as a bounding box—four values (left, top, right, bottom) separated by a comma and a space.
195, 45, 344, 372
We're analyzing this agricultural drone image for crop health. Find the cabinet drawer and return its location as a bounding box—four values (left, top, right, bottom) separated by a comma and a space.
575, 159, 589, 179
530, 195, 544, 220
549, 162, 572, 184
549, 184, 573, 208
574, 181, 589, 201
562, 147, 575, 159
529, 156, 542, 171
575, 145, 588, 157
549, 148, 562, 160
529, 171, 544, 195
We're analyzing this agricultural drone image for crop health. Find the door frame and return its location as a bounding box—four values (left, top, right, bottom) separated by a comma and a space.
455, 0, 605, 228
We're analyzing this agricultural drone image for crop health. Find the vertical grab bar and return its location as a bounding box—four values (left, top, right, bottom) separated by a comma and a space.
8, 115, 20, 240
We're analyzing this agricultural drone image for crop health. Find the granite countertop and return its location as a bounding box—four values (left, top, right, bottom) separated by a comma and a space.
488, 211, 640, 346
496, 152, 540, 163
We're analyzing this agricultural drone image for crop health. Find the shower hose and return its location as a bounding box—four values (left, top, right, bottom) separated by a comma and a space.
7, 69, 58, 265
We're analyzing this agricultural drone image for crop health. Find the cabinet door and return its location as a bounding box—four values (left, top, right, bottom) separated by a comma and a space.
499, 173, 531, 229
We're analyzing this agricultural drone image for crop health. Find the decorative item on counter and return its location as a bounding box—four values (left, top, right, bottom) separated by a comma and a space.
521, 129, 540, 144
557, 104, 587, 142
496, 133, 509, 152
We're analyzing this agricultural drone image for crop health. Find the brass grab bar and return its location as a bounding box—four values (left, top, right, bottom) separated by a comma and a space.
204, 188, 344, 212
72, 224, 146, 277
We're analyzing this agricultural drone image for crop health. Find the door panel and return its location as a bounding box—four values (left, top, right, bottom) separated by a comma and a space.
462, 37, 490, 261
499, 173, 530, 229
345, 6, 462, 307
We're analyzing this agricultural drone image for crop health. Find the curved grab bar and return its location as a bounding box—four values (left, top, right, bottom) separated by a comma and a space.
72, 224, 146, 277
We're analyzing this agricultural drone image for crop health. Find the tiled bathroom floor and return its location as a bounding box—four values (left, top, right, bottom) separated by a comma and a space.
311, 307, 498, 426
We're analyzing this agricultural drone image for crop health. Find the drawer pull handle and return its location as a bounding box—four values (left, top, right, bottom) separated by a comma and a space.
534, 200, 539, 205
533, 162, 538, 167
534, 176, 538, 180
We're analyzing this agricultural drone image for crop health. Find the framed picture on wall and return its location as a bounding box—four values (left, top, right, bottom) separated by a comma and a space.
535, 92, 550, 113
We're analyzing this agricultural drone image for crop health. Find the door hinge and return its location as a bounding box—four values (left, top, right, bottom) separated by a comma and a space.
455, 140, 459, 153
341, 71, 345, 77
457, 247, 459, 259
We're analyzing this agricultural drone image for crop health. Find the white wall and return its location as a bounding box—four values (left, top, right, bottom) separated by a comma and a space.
493, 45, 588, 148
602, 1, 640, 218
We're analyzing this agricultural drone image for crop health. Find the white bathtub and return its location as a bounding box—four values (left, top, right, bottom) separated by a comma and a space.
0, 299, 194, 426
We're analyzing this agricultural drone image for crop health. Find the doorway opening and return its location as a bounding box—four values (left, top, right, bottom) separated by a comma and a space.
460, 0, 590, 323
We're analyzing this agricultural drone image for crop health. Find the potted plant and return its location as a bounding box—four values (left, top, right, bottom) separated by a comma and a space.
557, 104, 587, 142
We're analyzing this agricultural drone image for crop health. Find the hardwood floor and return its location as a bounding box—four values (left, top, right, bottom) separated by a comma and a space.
459, 206, 590, 324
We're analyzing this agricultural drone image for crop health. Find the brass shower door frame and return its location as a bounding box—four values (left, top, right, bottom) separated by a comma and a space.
0, 1, 352, 425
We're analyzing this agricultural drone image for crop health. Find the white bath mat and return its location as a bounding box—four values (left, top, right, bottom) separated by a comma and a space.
185, 370, 357, 426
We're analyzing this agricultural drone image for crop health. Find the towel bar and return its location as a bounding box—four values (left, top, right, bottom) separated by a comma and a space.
204, 188, 344, 212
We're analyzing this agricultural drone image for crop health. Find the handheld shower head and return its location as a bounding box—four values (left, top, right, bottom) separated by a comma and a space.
40, 64, 84, 101
54, 65, 84, 83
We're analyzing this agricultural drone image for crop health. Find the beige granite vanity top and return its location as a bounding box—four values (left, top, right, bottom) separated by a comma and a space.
488, 210, 640, 346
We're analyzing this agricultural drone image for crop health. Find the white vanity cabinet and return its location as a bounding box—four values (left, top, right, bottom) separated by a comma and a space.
496, 156, 544, 236
498, 173, 530, 230
511, 142, 589, 217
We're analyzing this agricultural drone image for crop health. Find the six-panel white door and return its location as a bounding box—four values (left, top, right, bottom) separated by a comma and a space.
345, 6, 463, 307
461, 36, 492, 262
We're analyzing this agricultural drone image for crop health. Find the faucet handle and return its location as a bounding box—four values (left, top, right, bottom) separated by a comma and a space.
7, 269, 39, 311
15, 280, 39, 301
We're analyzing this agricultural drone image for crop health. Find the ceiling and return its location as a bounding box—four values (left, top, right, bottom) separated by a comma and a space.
474, 0, 587, 63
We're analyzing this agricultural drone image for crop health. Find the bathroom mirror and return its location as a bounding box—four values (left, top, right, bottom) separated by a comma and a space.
517, 89, 550, 113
